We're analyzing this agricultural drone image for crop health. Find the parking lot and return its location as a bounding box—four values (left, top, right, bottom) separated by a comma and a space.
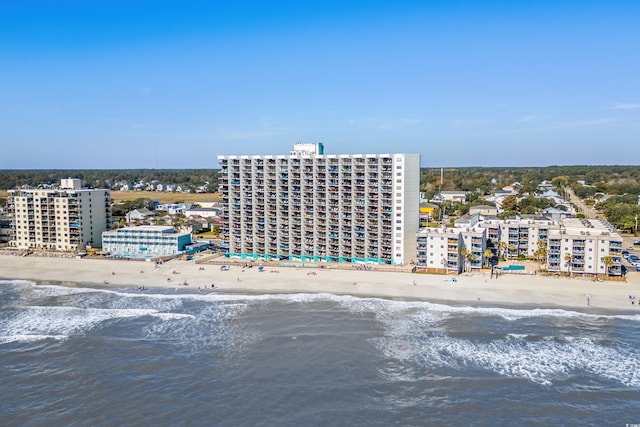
622, 238, 640, 273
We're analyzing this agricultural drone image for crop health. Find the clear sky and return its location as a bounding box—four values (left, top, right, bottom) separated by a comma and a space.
1, 0, 639, 169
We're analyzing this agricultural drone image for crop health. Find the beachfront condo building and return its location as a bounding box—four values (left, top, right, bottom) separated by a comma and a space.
7, 179, 111, 251
416, 226, 487, 273
218, 143, 420, 265
478, 217, 560, 258
102, 225, 192, 259
547, 218, 623, 276
416, 216, 623, 277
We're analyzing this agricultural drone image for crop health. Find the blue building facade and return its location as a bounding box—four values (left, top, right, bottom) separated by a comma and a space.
102, 226, 192, 259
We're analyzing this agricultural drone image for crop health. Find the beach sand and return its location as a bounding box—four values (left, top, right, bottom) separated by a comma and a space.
2, 254, 640, 313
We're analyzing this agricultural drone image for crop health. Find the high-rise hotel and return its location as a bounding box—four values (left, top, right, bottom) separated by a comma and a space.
218, 143, 420, 265
8, 178, 111, 251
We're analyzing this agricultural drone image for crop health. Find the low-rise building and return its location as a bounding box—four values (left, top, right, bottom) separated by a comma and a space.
156, 203, 193, 215
101, 225, 192, 259
440, 191, 467, 203
184, 207, 222, 219
469, 205, 498, 216
126, 208, 156, 223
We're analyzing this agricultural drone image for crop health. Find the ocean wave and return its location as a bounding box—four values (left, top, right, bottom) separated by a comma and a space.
0, 305, 196, 344
9, 280, 640, 322
0, 334, 68, 345
415, 334, 640, 387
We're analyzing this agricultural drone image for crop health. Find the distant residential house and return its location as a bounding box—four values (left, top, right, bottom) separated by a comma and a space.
454, 213, 481, 228
469, 205, 498, 216
187, 217, 211, 234
538, 180, 555, 191
429, 194, 444, 203
419, 203, 437, 226
542, 207, 571, 222
156, 203, 193, 215
185, 207, 222, 219
194, 201, 222, 209
495, 188, 516, 197
126, 208, 156, 223
440, 191, 467, 203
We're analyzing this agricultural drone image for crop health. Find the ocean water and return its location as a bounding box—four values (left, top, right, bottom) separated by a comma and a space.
1, 279, 640, 426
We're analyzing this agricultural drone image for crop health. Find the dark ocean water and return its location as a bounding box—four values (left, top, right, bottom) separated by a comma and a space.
2, 279, 640, 426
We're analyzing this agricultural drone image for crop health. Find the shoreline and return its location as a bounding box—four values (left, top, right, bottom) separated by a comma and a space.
2, 254, 640, 314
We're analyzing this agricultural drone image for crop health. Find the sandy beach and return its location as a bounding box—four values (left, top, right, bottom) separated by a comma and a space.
2, 254, 640, 313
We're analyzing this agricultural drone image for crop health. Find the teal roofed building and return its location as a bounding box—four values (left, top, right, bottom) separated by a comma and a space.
102, 225, 192, 259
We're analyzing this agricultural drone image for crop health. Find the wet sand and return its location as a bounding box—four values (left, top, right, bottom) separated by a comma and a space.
2, 254, 640, 313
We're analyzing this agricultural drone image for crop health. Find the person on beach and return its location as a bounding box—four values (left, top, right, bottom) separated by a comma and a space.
586, 294, 591, 306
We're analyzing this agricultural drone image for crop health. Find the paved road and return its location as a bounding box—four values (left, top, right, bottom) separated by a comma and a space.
566, 187, 599, 218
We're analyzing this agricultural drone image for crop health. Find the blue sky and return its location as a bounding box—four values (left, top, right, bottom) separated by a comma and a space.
1, 0, 639, 169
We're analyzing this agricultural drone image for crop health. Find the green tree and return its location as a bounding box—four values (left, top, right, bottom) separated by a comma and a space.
601, 256, 614, 276
483, 249, 494, 267
501, 195, 518, 212
565, 253, 572, 276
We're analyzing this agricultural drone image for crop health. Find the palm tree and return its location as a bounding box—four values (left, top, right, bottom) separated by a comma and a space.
508, 244, 516, 259
565, 253, 573, 276
460, 247, 469, 272
483, 249, 494, 268
601, 256, 613, 276
467, 253, 477, 271
498, 241, 507, 259
441, 257, 448, 274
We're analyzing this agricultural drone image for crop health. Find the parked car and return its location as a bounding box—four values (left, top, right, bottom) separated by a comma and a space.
634, 240, 640, 246
622, 251, 630, 258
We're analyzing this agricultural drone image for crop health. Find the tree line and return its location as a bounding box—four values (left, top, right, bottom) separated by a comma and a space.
0, 169, 219, 192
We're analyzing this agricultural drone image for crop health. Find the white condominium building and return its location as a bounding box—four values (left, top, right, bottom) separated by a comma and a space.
102, 225, 192, 259
218, 143, 420, 265
416, 226, 487, 273
547, 218, 622, 276
479, 217, 559, 258
8, 179, 111, 251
